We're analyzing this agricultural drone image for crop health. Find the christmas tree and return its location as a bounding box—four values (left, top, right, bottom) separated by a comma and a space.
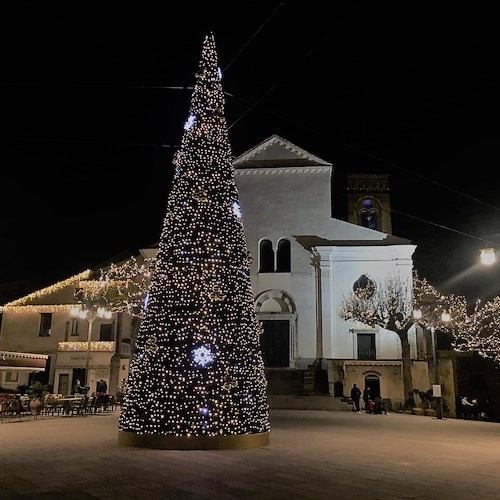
118, 33, 271, 449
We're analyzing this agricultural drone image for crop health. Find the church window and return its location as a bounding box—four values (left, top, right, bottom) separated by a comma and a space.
38, 313, 52, 337
361, 209, 378, 230
357, 333, 376, 360
353, 274, 376, 300
259, 239, 274, 273
276, 239, 291, 272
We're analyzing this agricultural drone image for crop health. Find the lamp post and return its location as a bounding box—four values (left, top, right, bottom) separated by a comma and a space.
413, 302, 450, 420
70, 300, 112, 391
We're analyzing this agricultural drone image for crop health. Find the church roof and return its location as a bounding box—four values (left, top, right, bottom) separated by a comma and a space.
294, 234, 414, 250
233, 135, 332, 168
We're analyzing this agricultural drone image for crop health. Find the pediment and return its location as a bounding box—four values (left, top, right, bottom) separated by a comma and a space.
233, 135, 332, 169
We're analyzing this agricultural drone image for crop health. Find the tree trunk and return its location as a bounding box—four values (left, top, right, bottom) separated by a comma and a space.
397, 328, 414, 408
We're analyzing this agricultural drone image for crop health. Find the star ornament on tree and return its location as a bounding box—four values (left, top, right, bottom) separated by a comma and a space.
184, 114, 196, 131
232, 201, 242, 219
192, 345, 214, 367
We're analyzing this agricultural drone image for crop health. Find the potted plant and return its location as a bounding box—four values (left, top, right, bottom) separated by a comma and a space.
418, 389, 436, 417
27, 381, 48, 416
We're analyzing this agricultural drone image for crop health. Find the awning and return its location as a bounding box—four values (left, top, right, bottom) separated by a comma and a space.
0, 351, 48, 372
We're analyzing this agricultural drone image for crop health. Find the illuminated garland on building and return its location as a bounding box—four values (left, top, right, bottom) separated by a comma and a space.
3, 304, 76, 314
58, 341, 115, 352
4, 270, 92, 307
118, 33, 270, 443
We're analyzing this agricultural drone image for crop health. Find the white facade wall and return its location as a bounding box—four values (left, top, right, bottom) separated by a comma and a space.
317, 245, 415, 360
235, 163, 415, 367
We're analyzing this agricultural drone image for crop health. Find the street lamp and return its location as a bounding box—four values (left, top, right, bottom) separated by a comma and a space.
480, 248, 496, 266
413, 302, 451, 420
70, 300, 112, 392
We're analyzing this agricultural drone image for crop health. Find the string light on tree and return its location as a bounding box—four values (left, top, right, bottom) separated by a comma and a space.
454, 297, 500, 365
118, 33, 270, 449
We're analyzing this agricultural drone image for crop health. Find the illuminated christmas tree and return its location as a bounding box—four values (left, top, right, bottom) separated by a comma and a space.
118, 33, 270, 449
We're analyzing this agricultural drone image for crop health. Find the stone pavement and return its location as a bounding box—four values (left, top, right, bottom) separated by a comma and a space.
0, 409, 499, 499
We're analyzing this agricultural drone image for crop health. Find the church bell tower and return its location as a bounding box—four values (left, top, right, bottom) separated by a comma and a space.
346, 173, 392, 234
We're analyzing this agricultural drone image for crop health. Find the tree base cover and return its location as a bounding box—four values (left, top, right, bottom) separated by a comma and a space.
118, 430, 270, 450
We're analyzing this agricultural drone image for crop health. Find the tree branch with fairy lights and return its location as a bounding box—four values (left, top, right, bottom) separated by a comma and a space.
453, 297, 500, 364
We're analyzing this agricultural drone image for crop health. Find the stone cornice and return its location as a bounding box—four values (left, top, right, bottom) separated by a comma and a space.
234, 167, 332, 176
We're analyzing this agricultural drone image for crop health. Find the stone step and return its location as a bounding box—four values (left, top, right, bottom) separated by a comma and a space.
267, 395, 353, 411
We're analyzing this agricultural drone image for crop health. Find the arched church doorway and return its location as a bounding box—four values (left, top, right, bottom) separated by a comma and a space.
255, 289, 296, 368
364, 374, 380, 398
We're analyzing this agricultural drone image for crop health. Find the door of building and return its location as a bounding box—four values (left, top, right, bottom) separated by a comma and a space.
58, 373, 69, 396
260, 320, 290, 367
364, 375, 381, 398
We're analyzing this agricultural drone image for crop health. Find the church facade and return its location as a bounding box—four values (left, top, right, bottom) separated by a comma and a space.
234, 135, 419, 408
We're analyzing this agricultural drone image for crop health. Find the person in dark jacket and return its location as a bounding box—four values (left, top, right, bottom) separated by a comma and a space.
350, 384, 362, 414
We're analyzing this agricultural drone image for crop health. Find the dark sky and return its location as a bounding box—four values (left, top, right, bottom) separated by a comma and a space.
1, 2, 499, 303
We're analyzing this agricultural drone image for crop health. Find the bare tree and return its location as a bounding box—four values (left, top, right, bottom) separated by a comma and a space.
98, 255, 153, 358
339, 271, 467, 407
339, 273, 414, 406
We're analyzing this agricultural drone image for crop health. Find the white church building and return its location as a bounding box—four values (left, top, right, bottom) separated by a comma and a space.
1, 135, 431, 410
234, 135, 419, 408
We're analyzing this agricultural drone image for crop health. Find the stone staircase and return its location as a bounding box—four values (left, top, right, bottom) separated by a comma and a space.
265, 366, 353, 412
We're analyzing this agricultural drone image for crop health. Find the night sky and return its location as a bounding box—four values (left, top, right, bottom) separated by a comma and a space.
1, 2, 499, 304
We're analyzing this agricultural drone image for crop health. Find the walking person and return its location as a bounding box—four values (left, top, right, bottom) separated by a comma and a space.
351, 384, 362, 414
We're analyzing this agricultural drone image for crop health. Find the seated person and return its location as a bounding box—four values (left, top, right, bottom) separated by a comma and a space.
366, 399, 376, 413
374, 398, 389, 415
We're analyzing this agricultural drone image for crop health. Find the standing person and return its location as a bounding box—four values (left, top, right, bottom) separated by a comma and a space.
363, 387, 371, 413
100, 379, 108, 394
73, 379, 82, 394
351, 384, 362, 414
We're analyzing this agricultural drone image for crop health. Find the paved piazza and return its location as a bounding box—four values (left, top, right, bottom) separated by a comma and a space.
0, 409, 499, 499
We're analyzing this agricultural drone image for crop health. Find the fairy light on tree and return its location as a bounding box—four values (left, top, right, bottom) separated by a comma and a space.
454, 297, 500, 364
118, 33, 270, 449
99, 255, 153, 359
